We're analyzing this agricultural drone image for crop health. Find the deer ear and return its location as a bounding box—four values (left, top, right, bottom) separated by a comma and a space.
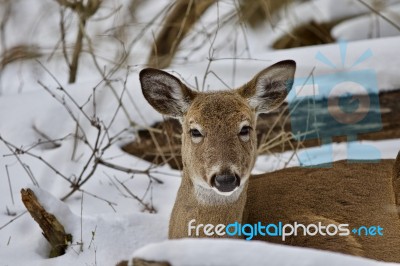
238, 60, 296, 114
139, 68, 197, 118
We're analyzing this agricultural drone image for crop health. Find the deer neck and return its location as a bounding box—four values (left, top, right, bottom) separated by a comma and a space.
168, 169, 248, 239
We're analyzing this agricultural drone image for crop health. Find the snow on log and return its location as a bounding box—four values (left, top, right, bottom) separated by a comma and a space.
21, 188, 72, 258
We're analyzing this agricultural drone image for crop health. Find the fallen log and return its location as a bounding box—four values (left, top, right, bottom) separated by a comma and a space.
21, 188, 72, 258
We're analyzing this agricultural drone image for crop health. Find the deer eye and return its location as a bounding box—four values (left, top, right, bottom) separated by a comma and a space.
190, 128, 203, 138
239, 126, 251, 136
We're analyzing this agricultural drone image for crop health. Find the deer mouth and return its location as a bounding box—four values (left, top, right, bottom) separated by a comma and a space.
211, 173, 241, 194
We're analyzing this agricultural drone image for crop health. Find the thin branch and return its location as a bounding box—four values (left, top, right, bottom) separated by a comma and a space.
32, 125, 62, 149
69, 17, 86, 83
59, 7, 71, 67
0, 136, 40, 186
80, 189, 117, 211
5, 165, 14, 205
0, 211, 27, 231
113, 176, 156, 213
357, 0, 400, 32
0, 135, 71, 185
97, 159, 163, 184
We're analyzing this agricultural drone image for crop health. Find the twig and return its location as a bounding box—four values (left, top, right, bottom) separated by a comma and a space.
71, 119, 79, 161
88, 225, 97, 249
37, 80, 92, 151
5, 165, 14, 205
0, 135, 72, 185
79, 25, 136, 125
0, 0, 12, 94
32, 124, 62, 149
59, 7, 71, 67
97, 159, 163, 184
23, 133, 72, 153
36, 61, 93, 123
0, 211, 27, 231
69, 17, 86, 83
357, 0, 400, 32
55, 0, 101, 83
0, 135, 40, 186
113, 176, 156, 213
79, 191, 83, 252
80, 189, 117, 212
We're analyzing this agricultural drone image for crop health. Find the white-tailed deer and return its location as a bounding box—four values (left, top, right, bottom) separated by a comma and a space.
139, 61, 400, 262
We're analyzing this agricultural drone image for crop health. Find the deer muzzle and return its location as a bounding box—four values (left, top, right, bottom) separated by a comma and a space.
211, 172, 241, 193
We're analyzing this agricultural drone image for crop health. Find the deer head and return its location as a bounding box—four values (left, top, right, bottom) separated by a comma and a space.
140, 60, 296, 204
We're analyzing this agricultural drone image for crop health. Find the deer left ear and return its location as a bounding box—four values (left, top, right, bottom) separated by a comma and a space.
237, 60, 296, 114
139, 68, 197, 118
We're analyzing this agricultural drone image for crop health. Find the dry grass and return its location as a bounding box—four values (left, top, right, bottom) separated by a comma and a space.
0, 45, 42, 69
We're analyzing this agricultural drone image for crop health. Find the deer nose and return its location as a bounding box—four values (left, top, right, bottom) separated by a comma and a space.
212, 173, 240, 193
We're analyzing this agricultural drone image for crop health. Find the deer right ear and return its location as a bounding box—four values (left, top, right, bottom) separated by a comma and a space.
139, 68, 197, 118
237, 60, 296, 114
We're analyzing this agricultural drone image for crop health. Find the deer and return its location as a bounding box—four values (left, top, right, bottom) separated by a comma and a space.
138, 60, 400, 263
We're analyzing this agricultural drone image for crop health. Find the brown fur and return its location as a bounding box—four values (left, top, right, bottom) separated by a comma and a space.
139, 61, 400, 262
247, 159, 400, 260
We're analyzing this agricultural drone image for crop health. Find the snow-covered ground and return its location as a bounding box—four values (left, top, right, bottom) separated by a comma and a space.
1, 0, 400, 265
131, 238, 400, 266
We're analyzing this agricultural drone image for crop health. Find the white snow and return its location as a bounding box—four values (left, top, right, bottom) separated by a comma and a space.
131, 238, 399, 266
312, 0, 399, 23
0, 187, 168, 266
332, 4, 400, 41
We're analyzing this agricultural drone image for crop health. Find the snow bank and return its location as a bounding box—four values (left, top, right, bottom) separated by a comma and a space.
0, 187, 168, 265
332, 4, 400, 41
132, 238, 398, 266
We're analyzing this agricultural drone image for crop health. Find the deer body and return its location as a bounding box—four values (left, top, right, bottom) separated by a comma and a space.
247, 159, 400, 260
139, 61, 400, 262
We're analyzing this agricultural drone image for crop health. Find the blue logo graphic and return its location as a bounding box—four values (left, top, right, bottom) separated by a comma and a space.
287, 41, 382, 167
